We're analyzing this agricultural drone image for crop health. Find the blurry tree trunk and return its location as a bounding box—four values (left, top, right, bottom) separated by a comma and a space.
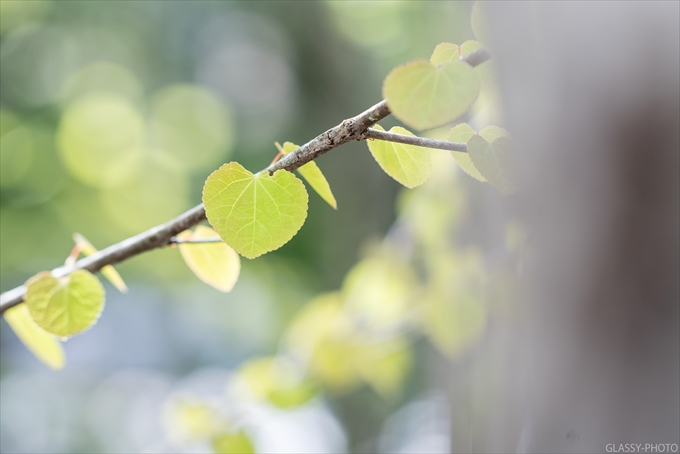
451, 3, 679, 452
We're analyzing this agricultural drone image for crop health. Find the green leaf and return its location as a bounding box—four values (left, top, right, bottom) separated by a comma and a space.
430, 42, 461, 66
383, 59, 480, 131
430, 41, 494, 91
73, 233, 128, 293
3, 303, 65, 370
275, 141, 337, 209
25, 270, 105, 338
366, 124, 431, 188
178, 226, 240, 292
212, 431, 255, 454
448, 123, 486, 181
203, 162, 308, 259
467, 135, 517, 194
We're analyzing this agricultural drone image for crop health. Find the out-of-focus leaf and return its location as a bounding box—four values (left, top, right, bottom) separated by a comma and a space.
356, 337, 412, 397
3, 303, 65, 370
286, 293, 361, 392
467, 135, 516, 194
424, 293, 487, 358
168, 399, 224, 439
366, 124, 431, 188
73, 232, 128, 293
343, 257, 419, 328
422, 251, 488, 358
211, 431, 255, 454
276, 142, 337, 209
203, 162, 308, 259
383, 59, 480, 130
236, 356, 316, 409
25, 270, 105, 337
177, 226, 240, 292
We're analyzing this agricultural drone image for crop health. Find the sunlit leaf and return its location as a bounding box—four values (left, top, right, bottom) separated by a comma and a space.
73, 233, 128, 293
203, 162, 308, 259
383, 59, 480, 131
3, 303, 65, 370
448, 123, 486, 181
25, 270, 105, 337
467, 135, 516, 194
177, 226, 240, 292
276, 141, 337, 209
212, 431, 255, 454
366, 124, 431, 188
236, 356, 316, 409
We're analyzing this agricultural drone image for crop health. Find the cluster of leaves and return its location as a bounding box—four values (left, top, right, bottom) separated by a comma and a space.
6, 39, 512, 394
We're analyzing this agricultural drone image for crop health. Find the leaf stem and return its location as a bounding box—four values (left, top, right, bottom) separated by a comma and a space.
363, 128, 467, 152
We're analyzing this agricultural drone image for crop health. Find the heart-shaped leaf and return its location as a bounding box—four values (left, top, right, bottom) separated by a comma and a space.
25, 270, 105, 338
448, 123, 486, 181
367, 124, 431, 188
203, 162, 308, 259
178, 226, 240, 292
431, 41, 494, 90
3, 303, 65, 370
467, 135, 517, 194
448, 124, 510, 182
276, 142, 337, 209
383, 59, 480, 131
73, 233, 127, 293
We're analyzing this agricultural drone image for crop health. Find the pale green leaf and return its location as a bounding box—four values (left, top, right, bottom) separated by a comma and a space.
276, 141, 337, 209
73, 233, 128, 293
448, 123, 486, 181
3, 303, 65, 370
467, 135, 517, 194
203, 162, 308, 259
383, 59, 480, 131
367, 124, 431, 188
178, 226, 240, 292
430, 42, 461, 66
430, 41, 494, 91
479, 125, 510, 143
25, 270, 105, 337
212, 431, 255, 454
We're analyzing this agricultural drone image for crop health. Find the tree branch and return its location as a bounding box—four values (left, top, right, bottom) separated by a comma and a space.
0, 47, 490, 315
363, 128, 467, 152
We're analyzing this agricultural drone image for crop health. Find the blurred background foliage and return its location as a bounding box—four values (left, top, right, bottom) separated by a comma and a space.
0, 1, 518, 453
